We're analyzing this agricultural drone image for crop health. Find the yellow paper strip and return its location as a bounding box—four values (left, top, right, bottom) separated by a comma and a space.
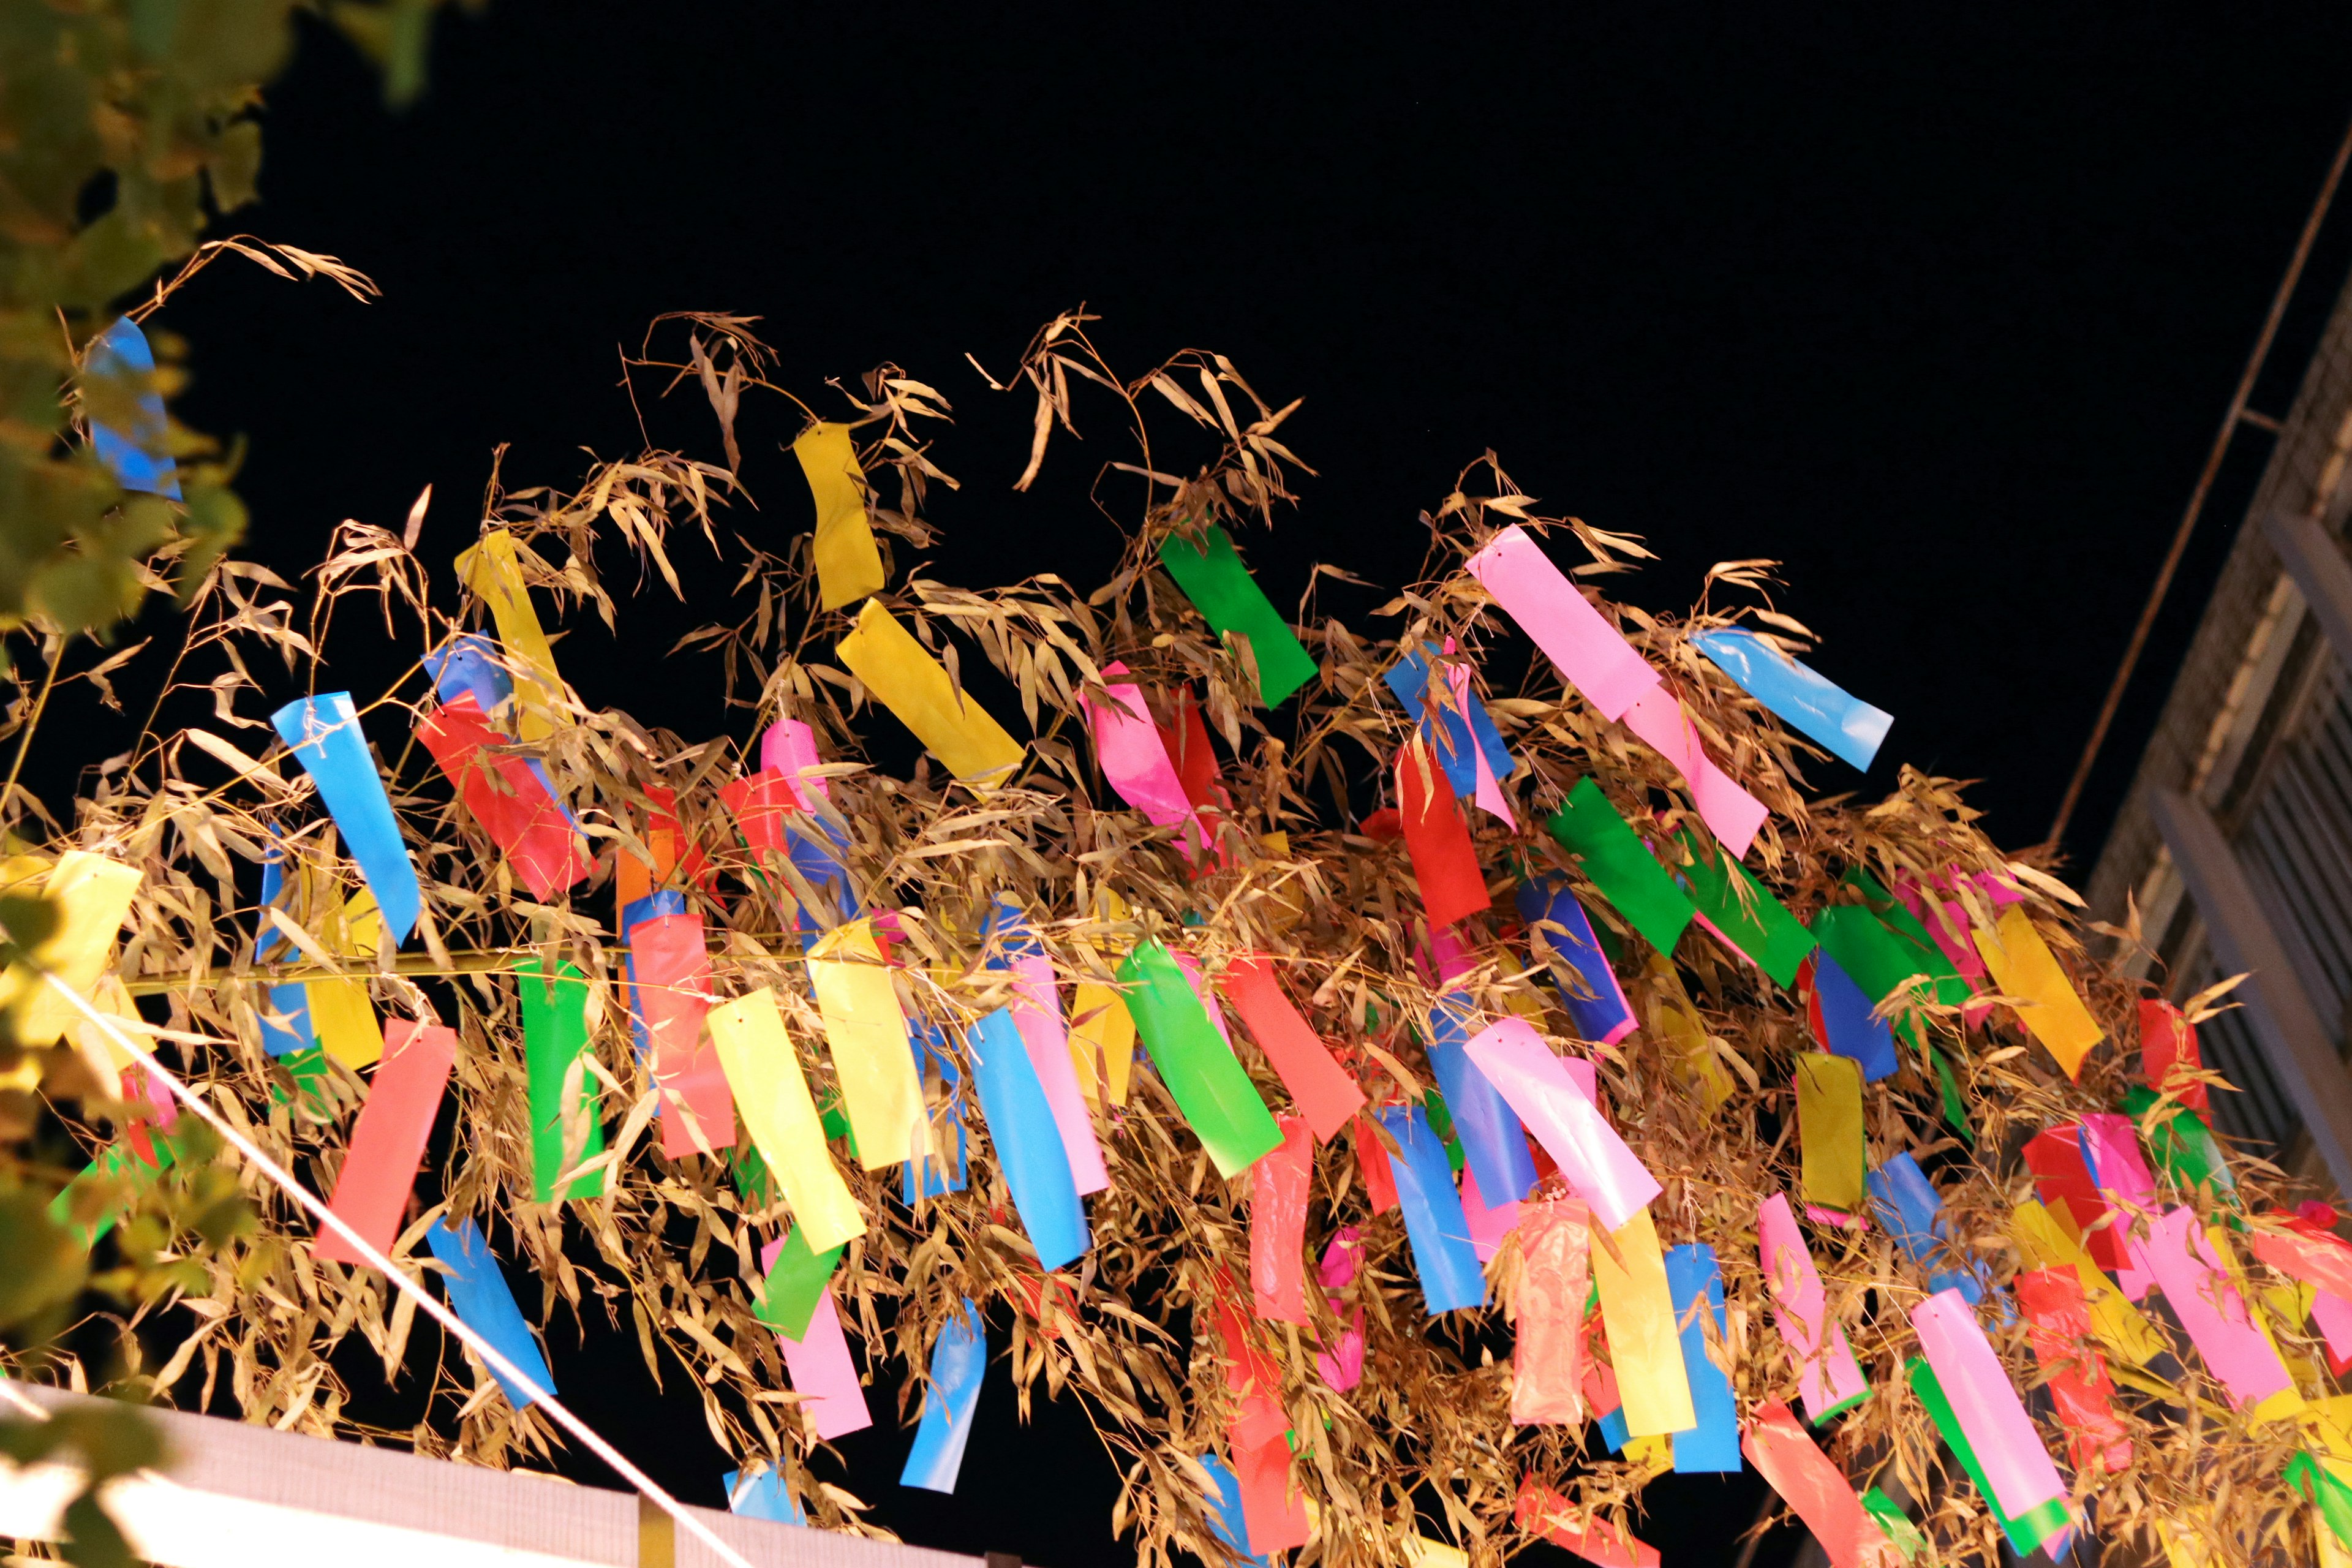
1973, 905, 2103, 1079
1069, 886, 1136, 1106
2011, 1197, 2163, 1366
706, 986, 866, 1252
807, 918, 924, 1169
834, 601, 1024, 787
794, 423, 886, 611
5, 851, 142, 1046
1795, 1052, 1866, 1213
309, 889, 388, 1069
1590, 1206, 1695, 1436
1643, 952, 1732, 1110
454, 529, 567, 742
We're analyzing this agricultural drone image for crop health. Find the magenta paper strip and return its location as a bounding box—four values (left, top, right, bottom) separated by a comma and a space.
1891, 874, 1986, 982
1316, 1227, 1365, 1391
2315, 1288, 2352, 1366
1910, 1289, 2069, 1528
1085, 663, 1208, 857
1427, 924, 1479, 986
1757, 1194, 1868, 1422
1464, 1017, 1659, 1231
777, 1289, 872, 1440
761, 717, 829, 808
1461, 1163, 1522, 1263
2079, 1111, 2160, 1296
1620, 687, 1768, 858
1009, 951, 1110, 1194
1464, 526, 1660, 722
2136, 1207, 2295, 1409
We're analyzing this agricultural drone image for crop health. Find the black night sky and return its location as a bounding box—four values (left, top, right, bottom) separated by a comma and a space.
134, 7, 2352, 1565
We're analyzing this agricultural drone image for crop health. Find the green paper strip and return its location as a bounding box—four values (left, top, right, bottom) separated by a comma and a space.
1844, 870, 1969, 1006
51, 1132, 180, 1248
2289, 1452, 2352, 1551
755, 1225, 846, 1339
1118, 941, 1284, 1178
1673, 831, 1816, 987
1545, 778, 1697, 957
1931, 1047, 1974, 1145
519, 958, 606, 1202
1157, 526, 1319, 706
1423, 1087, 1466, 1174
1860, 1487, 1926, 1562
731, 1144, 773, 1207
2122, 1085, 2237, 1204
1907, 1357, 2060, 1559
269, 1045, 331, 1112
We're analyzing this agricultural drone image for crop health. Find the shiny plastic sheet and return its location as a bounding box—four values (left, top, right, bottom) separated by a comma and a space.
2140, 997, 2209, 1110
899, 1298, 985, 1493
632, 910, 733, 1158
805, 918, 924, 1170
1690, 627, 1891, 772
1086, 662, 1210, 858
1156, 525, 1319, 706
85, 315, 181, 498
1379, 1102, 1485, 1314
754, 1228, 844, 1340
424, 1217, 554, 1408
453, 530, 567, 742
1385, 643, 1515, 804
1803, 952, 1898, 1082
1425, 994, 1537, 1205
983, 899, 1109, 1193
834, 600, 1025, 786
1544, 778, 1696, 956
1868, 1153, 1983, 1306
1591, 1205, 1694, 1437
1515, 876, 1636, 1045
271, 693, 420, 944
1911, 1289, 2071, 1551
1621, 686, 1770, 857
2014, 1266, 2132, 1473
1665, 1244, 1741, 1472
1510, 1196, 1589, 1426
416, 693, 588, 900
2139, 1207, 2298, 1414
775, 1290, 872, 1440
1741, 1401, 1897, 1568
1972, 905, 2103, 1079
1513, 1480, 1661, 1568
706, 987, 865, 1253
1464, 526, 1659, 722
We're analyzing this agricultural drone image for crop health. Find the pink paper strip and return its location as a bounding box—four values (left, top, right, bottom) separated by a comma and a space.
1891, 874, 1986, 982
2079, 1111, 2159, 1299
1463, 1017, 1660, 1231
2136, 1207, 2295, 1409
1428, 924, 1479, 986
1464, 526, 1660, 722
777, 1289, 872, 1440
1910, 1289, 2070, 1528
316, 1018, 457, 1267
1758, 1194, 1869, 1422
1008, 951, 1110, 1194
1316, 1227, 1365, 1391
1460, 1163, 1522, 1263
1446, 661, 1517, 827
2313, 1288, 2352, 1368
1620, 686, 1768, 858
760, 717, 829, 808
1085, 663, 1209, 858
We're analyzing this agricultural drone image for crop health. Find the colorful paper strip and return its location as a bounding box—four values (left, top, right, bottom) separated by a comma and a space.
1796, 1054, 1866, 1215
805, 918, 924, 1170
1464, 526, 1659, 721
1670, 832, 1814, 986
424, 1216, 554, 1408
1120, 941, 1283, 1178
415, 693, 587, 900
317, 1018, 455, 1267
1425, 995, 1538, 1206
2141, 997, 2210, 1110
1545, 779, 1697, 957
1379, 1102, 1486, 1314
1621, 687, 1769, 857
1867, 1153, 1982, 1306
1590, 1206, 1695, 1438
1397, 737, 1490, 929
517, 958, 604, 1201
965, 1005, 1090, 1271
1757, 1193, 1869, 1423
1086, 662, 1210, 858
1516, 876, 1637, 1045
1910, 1288, 2071, 1551
1514, 1481, 1661, 1568
1250, 1114, 1313, 1323
1804, 952, 1898, 1082
630, 910, 733, 1159
983, 900, 1110, 1193
2138, 1206, 2298, 1414
755, 1228, 845, 1340
776, 1290, 872, 1440
1741, 1401, 1895, 1568
794, 422, 886, 611
1665, 1243, 1741, 1473
1511, 1196, 1590, 1425
1463, 1017, 1659, 1232
1973, 905, 2103, 1079
85, 316, 181, 498
1691, 627, 1891, 772
705, 987, 865, 1253
1217, 956, 1366, 1142
272, 693, 420, 945
834, 600, 1025, 786
900, 1299, 986, 1493
2014, 1266, 2132, 1474
1157, 526, 1319, 706
1385, 643, 1515, 805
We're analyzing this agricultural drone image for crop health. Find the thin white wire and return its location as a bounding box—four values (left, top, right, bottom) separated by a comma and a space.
40, 970, 760, 1568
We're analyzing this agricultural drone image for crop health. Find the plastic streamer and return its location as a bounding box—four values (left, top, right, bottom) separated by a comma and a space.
1757, 1194, 1869, 1422
316, 1018, 456, 1267
723, 1469, 807, 1527
2010, 1198, 2163, 1368
271, 693, 421, 944
1378, 1102, 1485, 1314
1510, 1196, 1589, 1425
2137, 1207, 2299, 1415
1589, 1205, 1694, 1438
1668, 830, 1814, 986
964, 1005, 1090, 1271
308, 889, 386, 1069
516, 957, 605, 1201
1396, 736, 1490, 929
84, 315, 182, 498
1425, 995, 1537, 1205
704, 988, 865, 1253
1459, 1163, 1520, 1262
2140, 997, 2209, 1110
1196, 1453, 1275, 1568
2023, 1126, 2132, 1273
1463, 1017, 1659, 1231
833, 600, 1025, 786
1464, 526, 1659, 721
775, 1290, 872, 1441
2014, 1266, 2132, 1474
630, 910, 733, 1159
899, 1299, 986, 1493
1907, 1355, 2044, 1560
1868, 1152, 1985, 1306
1316, 1227, 1366, 1392
413, 692, 589, 900
1120, 941, 1283, 1177
1620, 686, 1770, 857
1250, 1115, 1313, 1323
794, 422, 886, 611
1515, 876, 1636, 1046
1664, 1244, 1740, 1473
983, 899, 1110, 1193
804, 918, 924, 1170
1087, 662, 1211, 859
1218, 956, 1367, 1141
1, 851, 140, 1047
1156, 525, 1320, 706
1544, 779, 1697, 956
1801, 952, 1899, 1082
424, 1216, 557, 1409
1689, 627, 1892, 772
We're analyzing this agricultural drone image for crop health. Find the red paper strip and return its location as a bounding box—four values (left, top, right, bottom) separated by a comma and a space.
1215, 1284, 1289, 1453
1220, 956, 1368, 1142
1742, 1401, 1897, 1568
1512, 1196, 1591, 1426
1354, 1114, 1400, 1213
317, 1017, 456, 1266
2015, 1267, 2132, 1474
1514, 1481, 1660, 1568
415, 695, 588, 901
2139, 998, 2209, 1111
632, 912, 735, 1158
1234, 1430, 1311, 1553
1397, 737, 1489, 929
718, 769, 798, 856
2022, 1126, 2128, 1273
1156, 686, 1224, 812
2252, 1212, 2352, 1302
1250, 1115, 1313, 1324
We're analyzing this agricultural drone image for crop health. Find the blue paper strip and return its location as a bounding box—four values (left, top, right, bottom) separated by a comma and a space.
1598, 1404, 1631, 1454
85, 316, 182, 499
785, 815, 861, 935
1868, 1153, 1983, 1306
1384, 645, 1513, 801
899, 1298, 986, 1493
903, 1018, 968, 1204
965, 1006, 1089, 1270
1814, 951, 1898, 1082
722, 1469, 807, 1526
1514, 875, 1635, 1044
424, 1216, 556, 1408
1691, 628, 1891, 773
1196, 1453, 1275, 1567
1378, 1102, 1487, 1314
271, 693, 420, 944
254, 843, 315, 1057
1425, 993, 1538, 1204
425, 633, 513, 712
1664, 1243, 1741, 1473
